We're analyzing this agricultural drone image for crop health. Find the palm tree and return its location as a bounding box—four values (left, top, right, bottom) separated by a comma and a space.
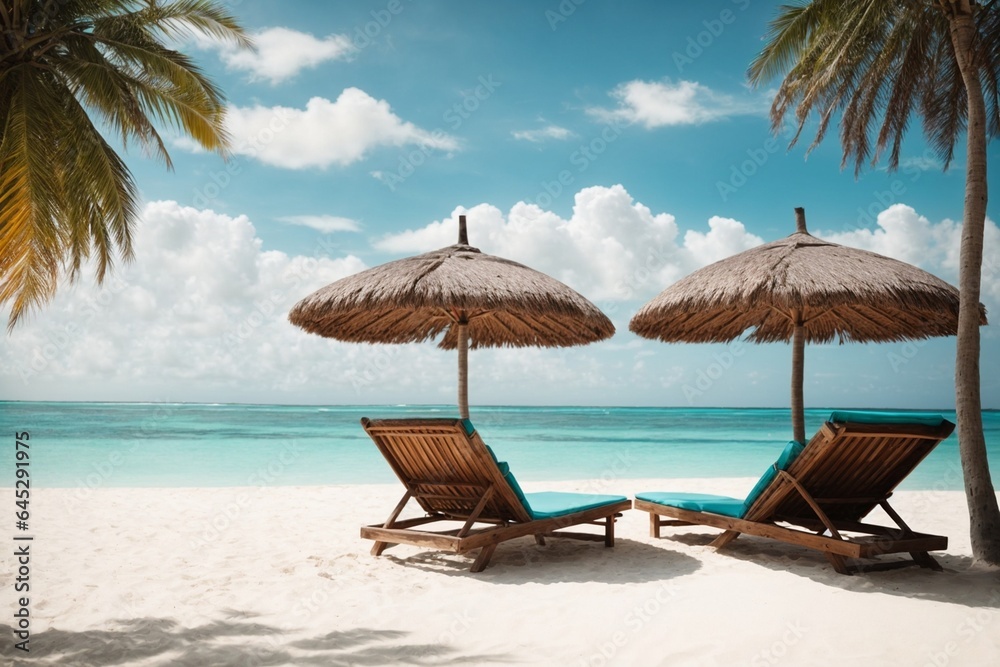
748, 0, 1000, 565
0, 0, 251, 329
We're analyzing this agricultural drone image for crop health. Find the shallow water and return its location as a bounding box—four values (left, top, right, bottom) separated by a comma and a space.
0, 402, 996, 490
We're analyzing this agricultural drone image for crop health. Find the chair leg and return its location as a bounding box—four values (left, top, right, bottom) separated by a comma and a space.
825, 553, 851, 575
470, 544, 498, 572
709, 530, 741, 549
605, 515, 615, 547
371, 541, 390, 557
911, 551, 943, 571
649, 512, 661, 538
534, 534, 546, 546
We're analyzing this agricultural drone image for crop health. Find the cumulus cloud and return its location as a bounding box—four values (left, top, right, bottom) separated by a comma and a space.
375, 184, 765, 302
221, 89, 459, 169
589, 79, 764, 128
6, 196, 992, 405
1, 201, 376, 400
277, 215, 361, 233
818, 203, 1000, 311
897, 156, 945, 172
512, 125, 574, 142
213, 27, 355, 84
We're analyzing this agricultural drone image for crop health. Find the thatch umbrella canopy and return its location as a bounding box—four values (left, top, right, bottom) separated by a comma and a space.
630, 207, 987, 442
290, 215, 614, 417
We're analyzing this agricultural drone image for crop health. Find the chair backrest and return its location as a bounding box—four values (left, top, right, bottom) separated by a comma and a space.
743, 412, 955, 524
361, 418, 532, 523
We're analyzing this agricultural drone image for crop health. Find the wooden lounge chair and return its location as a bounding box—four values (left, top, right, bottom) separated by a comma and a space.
634, 411, 955, 574
360, 417, 631, 572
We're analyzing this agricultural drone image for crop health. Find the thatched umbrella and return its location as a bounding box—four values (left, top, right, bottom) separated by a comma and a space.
289, 215, 614, 417
630, 207, 987, 443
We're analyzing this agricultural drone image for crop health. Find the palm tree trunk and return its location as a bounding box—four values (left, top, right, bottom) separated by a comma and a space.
947, 3, 1000, 566
457, 319, 470, 419
791, 309, 806, 444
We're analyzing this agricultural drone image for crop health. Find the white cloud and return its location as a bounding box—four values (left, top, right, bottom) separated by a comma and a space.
223, 89, 459, 169
589, 79, 764, 128
375, 184, 765, 302
512, 125, 574, 142
372, 190, 1000, 319
277, 215, 361, 233
169, 135, 205, 153
2, 201, 373, 399
6, 197, 992, 406
214, 27, 355, 84
818, 203, 1000, 311
898, 156, 945, 172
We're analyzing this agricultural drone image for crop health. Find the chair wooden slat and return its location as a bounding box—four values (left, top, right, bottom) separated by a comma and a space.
360, 417, 630, 571
636, 416, 955, 574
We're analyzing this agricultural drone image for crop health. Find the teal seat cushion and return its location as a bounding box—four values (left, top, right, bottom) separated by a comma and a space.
523, 491, 628, 519
741, 440, 806, 513
636, 440, 805, 519
500, 466, 532, 512
635, 491, 745, 518
482, 443, 532, 512
479, 427, 625, 519
829, 410, 947, 427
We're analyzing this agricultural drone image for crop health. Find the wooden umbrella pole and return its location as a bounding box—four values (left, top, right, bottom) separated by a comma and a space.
794, 206, 808, 233
457, 318, 470, 419
457, 215, 471, 419
791, 309, 806, 443
791, 208, 808, 443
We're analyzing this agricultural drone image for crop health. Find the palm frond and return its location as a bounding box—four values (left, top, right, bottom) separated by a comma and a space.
749, 0, 999, 174
0, 67, 67, 329
0, 0, 250, 328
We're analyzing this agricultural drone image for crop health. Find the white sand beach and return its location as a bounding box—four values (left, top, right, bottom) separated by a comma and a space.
7, 479, 1000, 666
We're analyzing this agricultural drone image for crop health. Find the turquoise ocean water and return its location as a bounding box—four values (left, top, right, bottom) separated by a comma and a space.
0, 402, 997, 490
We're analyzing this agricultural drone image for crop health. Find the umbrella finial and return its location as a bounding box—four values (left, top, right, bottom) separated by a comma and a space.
794, 207, 808, 234
458, 215, 469, 245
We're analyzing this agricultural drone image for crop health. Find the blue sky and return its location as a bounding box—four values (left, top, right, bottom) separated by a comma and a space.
2, 0, 998, 410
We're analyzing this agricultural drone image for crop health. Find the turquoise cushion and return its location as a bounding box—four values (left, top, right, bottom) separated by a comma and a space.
635, 491, 745, 518
829, 411, 946, 427
479, 426, 624, 519
500, 466, 532, 512
523, 491, 628, 519
484, 444, 501, 464
741, 440, 806, 513
461, 418, 476, 435
481, 441, 532, 513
